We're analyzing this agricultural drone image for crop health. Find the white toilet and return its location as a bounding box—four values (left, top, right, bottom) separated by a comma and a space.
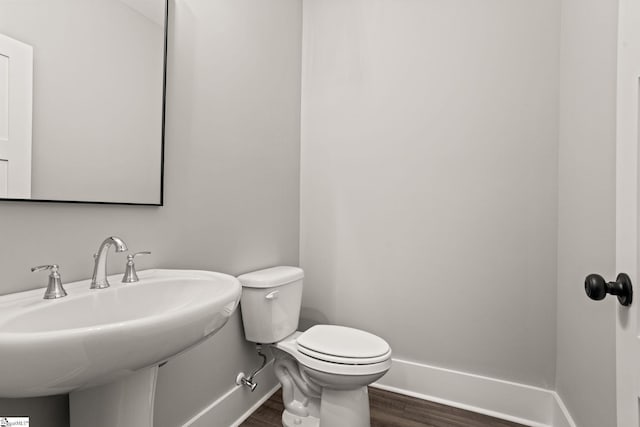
238, 266, 392, 427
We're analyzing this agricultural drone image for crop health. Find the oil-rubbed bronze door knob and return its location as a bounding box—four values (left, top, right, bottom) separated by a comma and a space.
585, 273, 633, 306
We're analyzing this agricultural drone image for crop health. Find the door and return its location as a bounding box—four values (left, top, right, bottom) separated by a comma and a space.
0, 32, 32, 198
616, 0, 640, 425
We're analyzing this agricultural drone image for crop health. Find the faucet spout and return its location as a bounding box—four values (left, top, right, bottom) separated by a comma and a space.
91, 236, 128, 289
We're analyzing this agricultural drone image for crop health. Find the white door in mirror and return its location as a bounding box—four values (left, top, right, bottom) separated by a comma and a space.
0, 33, 32, 199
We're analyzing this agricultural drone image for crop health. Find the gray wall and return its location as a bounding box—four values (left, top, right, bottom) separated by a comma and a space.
0, 0, 302, 426
555, 0, 618, 425
299, 0, 560, 388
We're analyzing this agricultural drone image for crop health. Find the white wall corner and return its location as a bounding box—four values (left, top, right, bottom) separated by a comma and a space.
372, 358, 577, 427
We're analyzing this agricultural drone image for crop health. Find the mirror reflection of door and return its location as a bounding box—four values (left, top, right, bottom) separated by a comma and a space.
0, 33, 32, 199
0, 0, 166, 205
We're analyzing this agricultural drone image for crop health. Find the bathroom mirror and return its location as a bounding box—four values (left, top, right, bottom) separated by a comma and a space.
0, 0, 166, 205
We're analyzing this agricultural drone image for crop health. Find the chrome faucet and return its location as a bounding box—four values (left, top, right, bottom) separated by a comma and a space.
91, 236, 128, 289
122, 251, 151, 283
31, 264, 67, 299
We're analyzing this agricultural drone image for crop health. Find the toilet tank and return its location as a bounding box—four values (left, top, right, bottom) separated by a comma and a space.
237, 266, 304, 343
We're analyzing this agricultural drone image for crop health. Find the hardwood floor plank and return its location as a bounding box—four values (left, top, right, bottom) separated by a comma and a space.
241, 388, 527, 427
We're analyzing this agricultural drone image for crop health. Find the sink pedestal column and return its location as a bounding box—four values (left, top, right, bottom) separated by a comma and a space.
69, 366, 159, 427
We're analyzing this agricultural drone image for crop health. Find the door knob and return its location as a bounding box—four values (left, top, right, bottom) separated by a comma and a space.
584, 273, 633, 306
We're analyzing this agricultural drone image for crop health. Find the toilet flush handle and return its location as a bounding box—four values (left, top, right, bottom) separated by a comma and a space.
265, 290, 279, 300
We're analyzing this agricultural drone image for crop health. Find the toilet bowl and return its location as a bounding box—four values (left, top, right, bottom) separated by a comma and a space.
237, 267, 392, 427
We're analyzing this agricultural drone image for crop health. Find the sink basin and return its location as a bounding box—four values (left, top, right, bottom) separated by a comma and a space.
0, 269, 241, 398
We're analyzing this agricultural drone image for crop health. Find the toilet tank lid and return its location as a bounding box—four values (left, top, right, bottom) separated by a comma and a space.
237, 266, 304, 288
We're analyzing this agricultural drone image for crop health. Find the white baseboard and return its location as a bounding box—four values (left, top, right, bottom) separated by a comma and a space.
181, 356, 577, 427
551, 392, 577, 427
181, 360, 279, 427
372, 358, 576, 427
230, 384, 280, 427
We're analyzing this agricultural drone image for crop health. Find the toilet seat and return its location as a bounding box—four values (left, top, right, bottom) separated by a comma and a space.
276, 328, 392, 376
297, 345, 392, 365
297, 325, 391, 365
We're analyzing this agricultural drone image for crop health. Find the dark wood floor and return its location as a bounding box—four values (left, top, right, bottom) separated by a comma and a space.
241, 387, 526, 427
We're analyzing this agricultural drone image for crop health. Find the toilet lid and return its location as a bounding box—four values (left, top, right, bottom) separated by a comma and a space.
297, 325, 391, 363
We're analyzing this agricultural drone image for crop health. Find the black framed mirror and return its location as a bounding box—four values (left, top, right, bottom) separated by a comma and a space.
0, 0, 167, 205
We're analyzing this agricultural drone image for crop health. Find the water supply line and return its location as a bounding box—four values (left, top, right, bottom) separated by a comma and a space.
236, 344, 268, 392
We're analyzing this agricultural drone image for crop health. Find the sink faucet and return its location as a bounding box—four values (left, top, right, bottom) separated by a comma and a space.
91, 236, 128, 289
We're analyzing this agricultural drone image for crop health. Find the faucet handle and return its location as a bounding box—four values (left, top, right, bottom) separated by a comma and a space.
122, 251, 151, 283
31, 264, 59, 273
31, 264, 67, 299
131, 251, 151, 259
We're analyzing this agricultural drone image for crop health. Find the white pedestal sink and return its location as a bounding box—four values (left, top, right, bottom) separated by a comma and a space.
0, 269, 241, 427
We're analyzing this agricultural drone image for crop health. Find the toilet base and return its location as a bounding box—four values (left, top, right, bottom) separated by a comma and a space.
319, 387, 370, 427
282, 409, 319, 427
281, 387, 371, 427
